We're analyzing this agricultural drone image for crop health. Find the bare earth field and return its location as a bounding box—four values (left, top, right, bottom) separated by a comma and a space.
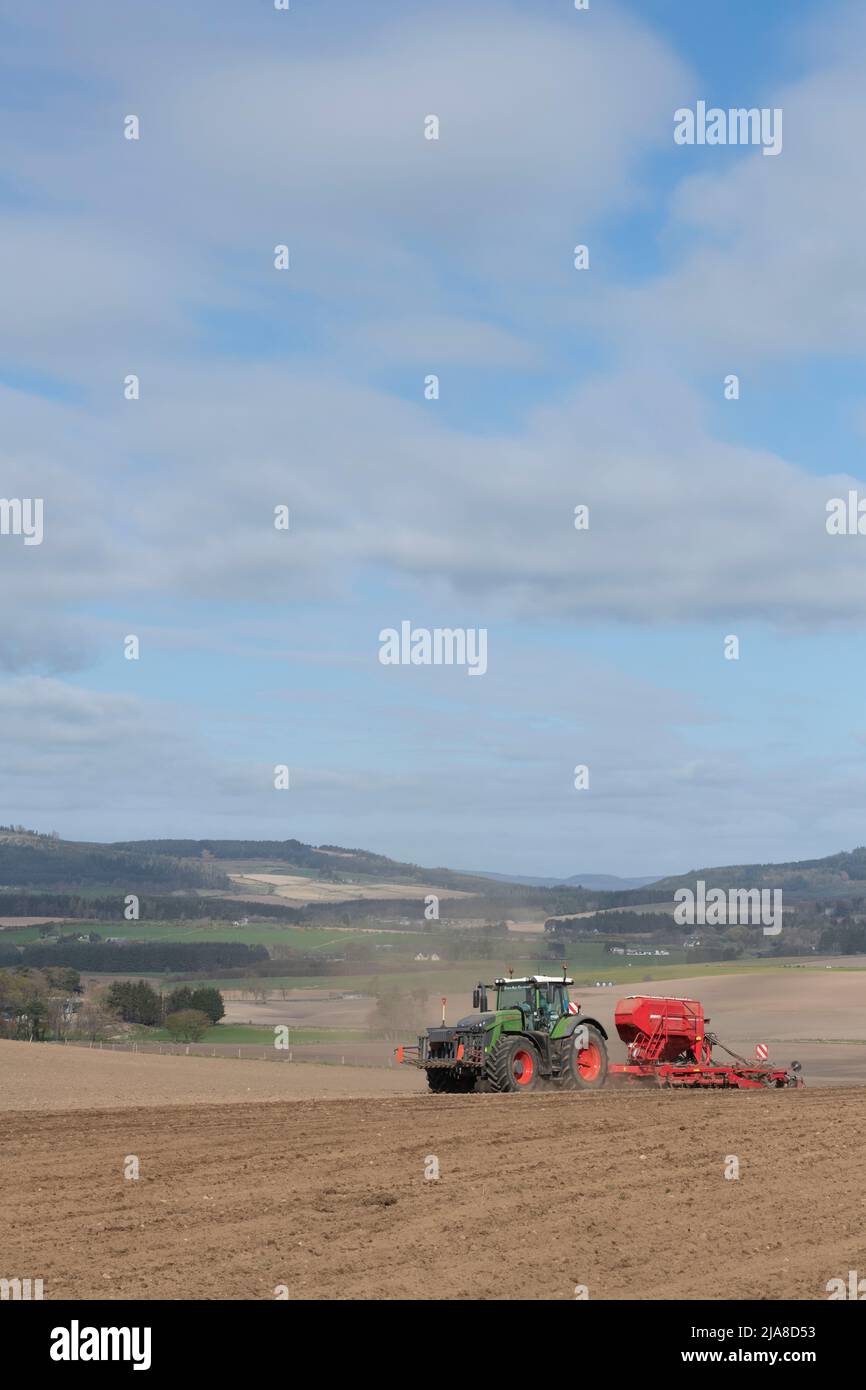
1, 1078, 865, 1300
0, 917, 72, 927
0, 1039, 421, 1110
223, 992, 372, 1030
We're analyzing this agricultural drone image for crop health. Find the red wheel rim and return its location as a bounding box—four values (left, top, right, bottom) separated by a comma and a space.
512, 1048, 535, 1085
577, 1041, 602, 1081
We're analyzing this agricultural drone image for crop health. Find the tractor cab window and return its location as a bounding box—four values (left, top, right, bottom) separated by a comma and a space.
498, 984, 534, 1011
538, 985, 567, 1021
550, 985, 567, 1017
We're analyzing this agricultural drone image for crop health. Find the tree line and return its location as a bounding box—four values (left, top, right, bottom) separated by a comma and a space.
0, 839, 230, 891
0, 891, 304, 922
14, 941, 268, 972
545, 911, 670, 937
0, 966, 228, 1043
819, 921, 866, 953
105, 980, 225, 1039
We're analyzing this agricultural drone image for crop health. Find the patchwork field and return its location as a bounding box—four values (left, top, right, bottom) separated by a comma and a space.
230, 872, 473, 904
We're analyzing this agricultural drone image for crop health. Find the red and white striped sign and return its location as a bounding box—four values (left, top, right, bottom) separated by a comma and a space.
755, 1042, 769, 1061
567, 1001, 580, 1015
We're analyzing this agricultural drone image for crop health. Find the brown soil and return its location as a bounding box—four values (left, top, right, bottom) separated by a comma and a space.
2, 1084, 864, 1301
0, 1039, 421, 1111
0, 917, 72, 927
2, 965, 864, 1301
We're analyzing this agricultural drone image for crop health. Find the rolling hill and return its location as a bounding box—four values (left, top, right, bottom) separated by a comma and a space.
0, 829, 231, 893
4, 827, 866, 910
650, 848, 866, 900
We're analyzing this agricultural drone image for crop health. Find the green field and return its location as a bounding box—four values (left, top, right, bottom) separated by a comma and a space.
185, 954, 819, 996
0, 920, 439, 951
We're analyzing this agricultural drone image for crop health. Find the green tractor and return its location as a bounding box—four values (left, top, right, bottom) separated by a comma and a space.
397, 973, 609, 1094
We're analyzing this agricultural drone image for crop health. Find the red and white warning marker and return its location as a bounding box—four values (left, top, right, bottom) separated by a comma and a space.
755, 1042, 769, 1061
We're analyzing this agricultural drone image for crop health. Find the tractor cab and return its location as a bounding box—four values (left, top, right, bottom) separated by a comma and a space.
492, 976, 573, 1032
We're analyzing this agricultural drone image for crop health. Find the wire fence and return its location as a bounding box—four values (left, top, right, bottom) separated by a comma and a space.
33, 1036, 396, 1068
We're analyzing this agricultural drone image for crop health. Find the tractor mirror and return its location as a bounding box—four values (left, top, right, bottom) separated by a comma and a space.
472, 987, 480, 1009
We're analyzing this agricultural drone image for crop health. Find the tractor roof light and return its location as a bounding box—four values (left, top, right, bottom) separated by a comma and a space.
494, 975, 575, 986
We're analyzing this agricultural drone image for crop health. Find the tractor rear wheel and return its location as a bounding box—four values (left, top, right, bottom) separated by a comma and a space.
486, 1037, 540, 1093
561, 1025, 608, 1091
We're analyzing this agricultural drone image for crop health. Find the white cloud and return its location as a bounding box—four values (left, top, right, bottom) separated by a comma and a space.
5, 362, 866, 674
604, 11, 866, 364
0, 3, 689, 378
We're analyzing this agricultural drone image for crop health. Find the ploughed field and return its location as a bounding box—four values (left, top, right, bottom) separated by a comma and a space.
2, 1063, 865, 1300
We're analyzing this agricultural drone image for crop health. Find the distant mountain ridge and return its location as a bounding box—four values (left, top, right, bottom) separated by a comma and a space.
468, 870, 663, 891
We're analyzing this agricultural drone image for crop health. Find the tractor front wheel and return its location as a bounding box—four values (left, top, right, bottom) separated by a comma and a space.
486, 1037, 540, 1093
561, 1025, 608, 1091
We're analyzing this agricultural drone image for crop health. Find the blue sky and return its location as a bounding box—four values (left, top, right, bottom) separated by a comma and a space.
2, 0, 866, 876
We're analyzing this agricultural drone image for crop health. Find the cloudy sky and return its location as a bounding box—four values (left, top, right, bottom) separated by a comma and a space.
2, 0, 866, 876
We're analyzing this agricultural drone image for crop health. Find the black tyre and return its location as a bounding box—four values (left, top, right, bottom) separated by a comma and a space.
561, 1025, 608, 1091
426, 1068, 476, 1094
453, 1072, 477, 1093
486, 1036, 540, 1093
